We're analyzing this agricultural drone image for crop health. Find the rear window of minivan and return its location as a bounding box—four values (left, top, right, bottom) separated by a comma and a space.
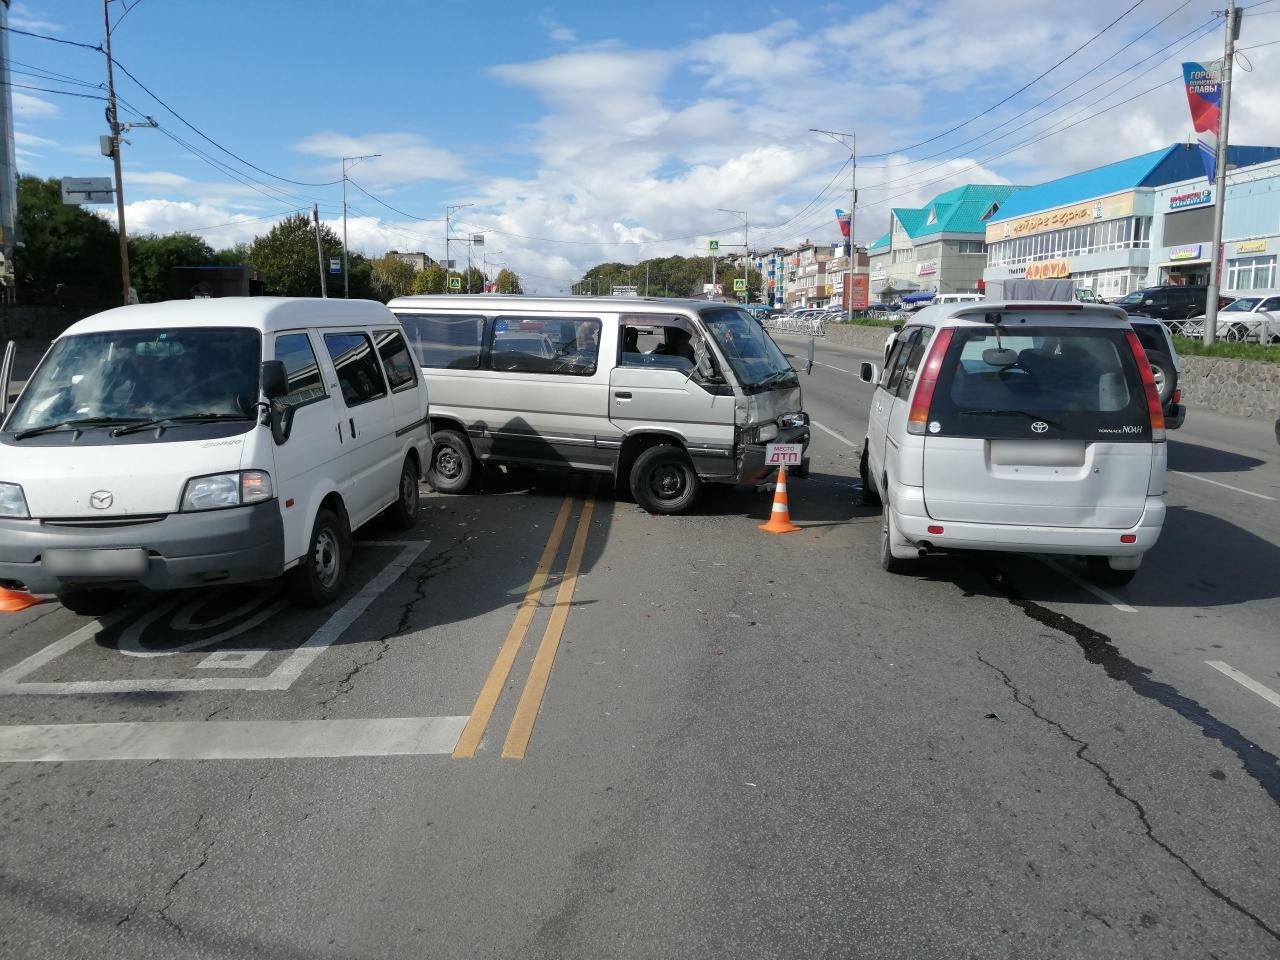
928, 326, 1151, 442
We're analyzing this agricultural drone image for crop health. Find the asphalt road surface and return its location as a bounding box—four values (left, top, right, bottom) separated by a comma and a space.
1, 332, 1278, 959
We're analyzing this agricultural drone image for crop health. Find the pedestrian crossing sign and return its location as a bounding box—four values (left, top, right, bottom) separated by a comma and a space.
708, 240, 720, 252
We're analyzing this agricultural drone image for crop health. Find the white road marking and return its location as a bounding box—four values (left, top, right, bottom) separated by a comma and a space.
118, 591, 289, 658
1170, 470, 1277, 502
0, 541, 429, 695
0, 716, 468, 762
197, 650, 269, 670
811, 420, 858, 448
1039, 558, 1138, 613
812, 359, 852, 374
1206, 661, 1280, 710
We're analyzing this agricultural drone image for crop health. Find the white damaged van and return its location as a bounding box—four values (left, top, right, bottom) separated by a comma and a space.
0, 298, 431, 613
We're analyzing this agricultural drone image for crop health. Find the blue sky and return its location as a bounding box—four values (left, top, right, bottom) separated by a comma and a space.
11, 0, 1280, 292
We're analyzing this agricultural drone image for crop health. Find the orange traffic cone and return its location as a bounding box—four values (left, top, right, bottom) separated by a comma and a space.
0, 587, 42, 613
759, 464, 801, 534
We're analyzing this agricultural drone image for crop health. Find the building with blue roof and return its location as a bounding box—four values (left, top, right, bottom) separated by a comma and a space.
868, 184, 1024, 300
984, 143, 1280, 299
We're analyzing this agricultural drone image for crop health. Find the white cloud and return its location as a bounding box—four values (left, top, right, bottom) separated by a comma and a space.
14, 131, 57, 149
9, 3, 61, 31
12, 92, 59, 119
98, 200, 293, 249
292, 132, 466, 186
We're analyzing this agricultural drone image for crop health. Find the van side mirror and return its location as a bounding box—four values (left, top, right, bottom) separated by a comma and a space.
260, 360, 288, 400
859, 362, 879, 384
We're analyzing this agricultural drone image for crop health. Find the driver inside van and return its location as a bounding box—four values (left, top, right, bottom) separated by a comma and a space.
651, 328, 696, 364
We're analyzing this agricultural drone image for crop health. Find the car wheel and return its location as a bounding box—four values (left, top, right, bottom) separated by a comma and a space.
630, 444, 700, 515
1225, 322, 1249, 343
1086, 556, 1137, 587
1144, 350, 1176, 405
879, 498, 913, 574
56, 588, 126, 617
287, 507, 350, 607
384, 456, 420, 530
428, 429, 474, 494
859, 445, 880, 507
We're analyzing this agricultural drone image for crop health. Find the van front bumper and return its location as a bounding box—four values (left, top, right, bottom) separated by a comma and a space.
0, 502, 285, 596
891, 486, 1165, 556
737, 426, 811, 485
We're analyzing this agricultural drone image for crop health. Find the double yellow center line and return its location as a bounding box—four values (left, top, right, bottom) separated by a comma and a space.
453, 493, 595, 760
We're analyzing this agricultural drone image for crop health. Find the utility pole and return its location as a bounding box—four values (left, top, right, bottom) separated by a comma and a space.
445, 203, 473, 294
1203, 0, 1240, 346
811, 128, 856, 324
718, 209, 750, 303
645, 261, 650, 296
341, 153, 379, 297
312, 204, 327, 297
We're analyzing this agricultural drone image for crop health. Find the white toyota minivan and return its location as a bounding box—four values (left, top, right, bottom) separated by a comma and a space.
858, 301, 1167, 585
0, 298, 431, 613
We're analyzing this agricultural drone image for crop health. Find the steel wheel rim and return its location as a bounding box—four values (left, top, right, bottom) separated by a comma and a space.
314, 528, 341, 590
1151, 367, 1165, 392
648, 462, 686, 501
435, 445, 462, 480
401, 466, 418, 509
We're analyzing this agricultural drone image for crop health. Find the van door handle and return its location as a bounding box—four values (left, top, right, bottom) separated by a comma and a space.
336, 422, 344, 443
349, 417, 357, 437
614, 391, 632, 400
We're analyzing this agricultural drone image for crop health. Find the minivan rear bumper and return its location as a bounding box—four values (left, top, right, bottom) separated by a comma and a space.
0, 502, 285, 596
892, 485, 1164, 556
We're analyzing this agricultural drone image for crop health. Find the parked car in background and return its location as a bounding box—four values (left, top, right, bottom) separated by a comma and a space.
858, 300, 1168, 586
1115, 285, 1232, 323
1183, 291, 1280, 342
1127, 316, 1185, 429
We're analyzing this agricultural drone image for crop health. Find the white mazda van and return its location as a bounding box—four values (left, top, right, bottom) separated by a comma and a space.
0, 298, 431, 613
858, 301, 1167, 585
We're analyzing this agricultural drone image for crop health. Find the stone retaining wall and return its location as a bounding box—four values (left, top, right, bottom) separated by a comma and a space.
788, 323, 1280, 422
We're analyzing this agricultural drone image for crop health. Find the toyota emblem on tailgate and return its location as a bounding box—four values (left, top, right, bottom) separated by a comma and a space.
89, 490, 113, 509
1030, 421, 1049, 434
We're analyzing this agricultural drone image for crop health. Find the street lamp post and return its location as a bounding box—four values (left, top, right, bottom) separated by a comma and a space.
718, 208, 749, 303
341, 153, 380, 297
811, 128, 856, 325
445, 203, 474, 294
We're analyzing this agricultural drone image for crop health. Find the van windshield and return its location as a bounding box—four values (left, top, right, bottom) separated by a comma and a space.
6, 328, 261, 434
928, 326, 1151, 442
700, 307, 797, 391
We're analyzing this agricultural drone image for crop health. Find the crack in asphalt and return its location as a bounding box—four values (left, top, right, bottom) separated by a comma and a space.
156, 812, 211, 937
977, 654, 1280, 944
986, 568, 1280, 807
317, 535, 473, 715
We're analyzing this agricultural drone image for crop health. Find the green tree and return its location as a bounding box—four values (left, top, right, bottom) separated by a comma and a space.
412, 263, 447, 294
213, 242, 251, 266
495, 267, 523, 294
128, 232, 216, 303
370, 253, 417, 301
249, 213, 342, 297
14, 175, 120, 311
346, 252, 377, 300
458, 266, 486, 294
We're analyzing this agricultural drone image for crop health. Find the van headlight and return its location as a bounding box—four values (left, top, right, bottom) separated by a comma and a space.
0, 482, 29, 519
180, 471, 273, 512
778, 412, 809, 429
756, 423, 779, 443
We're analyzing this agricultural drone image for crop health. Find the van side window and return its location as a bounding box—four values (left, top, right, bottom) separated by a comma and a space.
896, 327, 933, 399
621, 317, 698, 372
273, 333, 327, 408
394, 313, 485, 369
374, 330, 417, 392
323, 332, 388, 407
880, 333, 914, 391
489, 316, 600, 376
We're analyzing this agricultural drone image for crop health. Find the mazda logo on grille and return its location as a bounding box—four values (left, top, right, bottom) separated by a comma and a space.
89, 491, 113, 509
1030, 421, 1049, 434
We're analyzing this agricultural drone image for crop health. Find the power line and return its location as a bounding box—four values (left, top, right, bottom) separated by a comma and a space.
0, 25, 101, 51
860, 0, 1151, 160
345, 177, 441, 222
0, 79, 106, 100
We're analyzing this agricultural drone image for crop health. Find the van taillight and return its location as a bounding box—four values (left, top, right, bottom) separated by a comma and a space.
1124, 330, 1166, 441
907, 328, 956, 435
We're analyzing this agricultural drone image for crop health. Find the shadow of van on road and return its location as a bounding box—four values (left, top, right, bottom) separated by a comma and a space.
1168, 439, 1268, 475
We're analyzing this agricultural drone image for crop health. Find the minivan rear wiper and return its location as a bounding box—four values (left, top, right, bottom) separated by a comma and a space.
11, 416, 142, 440
110, 413, 254, 437
960, 409, 1064, 431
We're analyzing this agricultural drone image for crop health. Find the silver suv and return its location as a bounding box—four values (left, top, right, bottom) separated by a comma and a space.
859, 302, 1167, 585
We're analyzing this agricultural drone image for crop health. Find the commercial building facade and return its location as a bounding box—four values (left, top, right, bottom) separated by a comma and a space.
983, 144, 1280, 299
868, 184, 1023, 302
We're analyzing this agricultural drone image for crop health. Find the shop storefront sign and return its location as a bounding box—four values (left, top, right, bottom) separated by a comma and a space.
1168, 244, 1203, 261
986, 192, 1136, 243
1235, 239, 1268, 255
1025, 259, 1071, 280
1168, 189, 1212, 211
916, 260, 938, 277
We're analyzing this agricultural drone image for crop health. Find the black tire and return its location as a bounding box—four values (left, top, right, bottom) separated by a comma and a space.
287, 507, 350, 607
384, 457, 420, 530
1144, 350, 1176, 406
428, 429, 474, 494
859, 445, 881, 507
56, 588, 125, 617
630, 444, 700, 515
1086, 556, 1137, 587
879, 498, 913, 574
